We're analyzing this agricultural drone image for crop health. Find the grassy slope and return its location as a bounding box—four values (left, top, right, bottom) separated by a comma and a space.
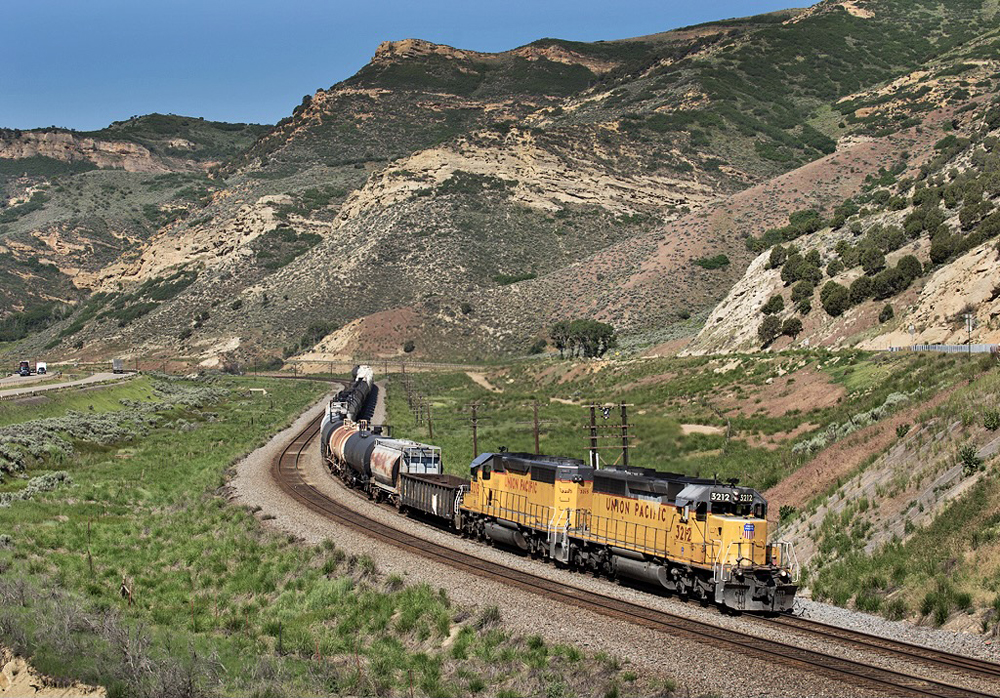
389, 352, 1000, 628
385, 351, 977, 485
806, 364, 1000, 627
0, 375, 157, 428
0, 374, 667, 697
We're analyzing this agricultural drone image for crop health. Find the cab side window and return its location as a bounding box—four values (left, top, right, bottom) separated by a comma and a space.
696, 502, 707, 522
482, 462, 491, 481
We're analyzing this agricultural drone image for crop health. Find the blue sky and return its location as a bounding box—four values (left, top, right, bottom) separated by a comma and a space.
1, 0, 799, 131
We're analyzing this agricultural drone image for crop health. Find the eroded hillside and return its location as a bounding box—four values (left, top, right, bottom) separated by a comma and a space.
3, 0, 1000, 365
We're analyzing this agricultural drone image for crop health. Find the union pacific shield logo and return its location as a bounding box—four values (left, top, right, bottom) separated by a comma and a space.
743, 523, 755, 540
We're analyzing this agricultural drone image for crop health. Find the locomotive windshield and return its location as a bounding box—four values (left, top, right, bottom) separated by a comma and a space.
710, 499, 766, 518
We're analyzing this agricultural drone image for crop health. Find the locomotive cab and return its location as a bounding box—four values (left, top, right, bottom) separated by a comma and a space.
675, 484, 798, 613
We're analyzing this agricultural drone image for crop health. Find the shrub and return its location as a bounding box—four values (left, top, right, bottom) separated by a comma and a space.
897, 255, 923, 283
896, 423, 911, 438
959, 443, 983, 475
930, 230, 954, 264
761, 294, 785, 315
403, 340, 416, 353
694, 254, 730, 270
984, 409, 1000, 432
827, 258, 845, 277
884, 598, 908, 621
758, 316, 782, 347
791, 280, 814, 304
860, 246, 886, 274
781, 318, 803, 337
797, 299, 812, 315
821, 281, 850, 317
767, 246, 788, 269
779, 505, 797, 523
850, 276, 874, 305
879, 304, 894, 323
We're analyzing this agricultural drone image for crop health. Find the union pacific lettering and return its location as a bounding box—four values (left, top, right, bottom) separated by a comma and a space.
604, 496, 672, 522
504, 474, 538, 493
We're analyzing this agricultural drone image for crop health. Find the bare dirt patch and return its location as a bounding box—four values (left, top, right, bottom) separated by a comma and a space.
466, 371, 501, 393
641, 338, 691, 357
764, 382, 967, 522
0, 648, 104, 697
721, 369, 845, 418
680, 424, 726, 436
745, 422, 819, 451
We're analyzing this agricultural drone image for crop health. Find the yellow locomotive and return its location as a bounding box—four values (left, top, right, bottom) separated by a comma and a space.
449, 453, 797, 613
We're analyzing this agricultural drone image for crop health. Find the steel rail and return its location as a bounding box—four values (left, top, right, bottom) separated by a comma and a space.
270, 414, 999, 698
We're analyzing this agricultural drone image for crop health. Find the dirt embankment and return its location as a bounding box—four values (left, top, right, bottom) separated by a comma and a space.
0, 648, 104, 697
764, 381, 967, 521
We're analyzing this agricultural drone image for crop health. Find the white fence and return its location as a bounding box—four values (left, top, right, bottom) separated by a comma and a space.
889, 344, 999, 354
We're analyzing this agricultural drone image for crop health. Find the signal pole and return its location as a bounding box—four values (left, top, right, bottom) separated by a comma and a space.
583, 403, 634, 469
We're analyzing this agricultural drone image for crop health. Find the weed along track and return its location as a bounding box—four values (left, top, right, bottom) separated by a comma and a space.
271, 413, 1000, 698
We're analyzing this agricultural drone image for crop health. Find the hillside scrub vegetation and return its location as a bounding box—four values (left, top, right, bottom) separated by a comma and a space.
550, 319, 617, 358
0, 374, 661, 697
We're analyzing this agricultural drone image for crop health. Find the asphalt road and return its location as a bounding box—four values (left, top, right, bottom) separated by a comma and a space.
0, 372, 132, 399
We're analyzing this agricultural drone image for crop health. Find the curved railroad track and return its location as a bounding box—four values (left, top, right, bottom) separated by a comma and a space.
759, 614, 1000, 683
272, 413, 1000, 698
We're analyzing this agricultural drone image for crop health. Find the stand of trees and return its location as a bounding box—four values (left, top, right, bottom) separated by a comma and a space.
550, 319, 617, 358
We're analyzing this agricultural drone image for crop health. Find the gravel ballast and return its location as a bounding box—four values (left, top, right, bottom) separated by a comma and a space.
230, 393, 998, 697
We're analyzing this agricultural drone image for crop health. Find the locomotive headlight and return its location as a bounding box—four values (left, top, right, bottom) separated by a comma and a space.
779, 570, 789, 579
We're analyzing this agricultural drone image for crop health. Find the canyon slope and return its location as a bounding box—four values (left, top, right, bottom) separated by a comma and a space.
1, 0, 999, 365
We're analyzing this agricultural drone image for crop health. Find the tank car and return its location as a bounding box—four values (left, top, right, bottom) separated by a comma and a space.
324, 425, 443, 504
319, 364, 374, 459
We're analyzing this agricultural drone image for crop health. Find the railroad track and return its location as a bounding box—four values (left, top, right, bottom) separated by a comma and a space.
272, 414, 1000, 698
759, 614, 1000, 682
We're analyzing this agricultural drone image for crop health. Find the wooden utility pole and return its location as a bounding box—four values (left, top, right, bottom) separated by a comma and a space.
463, 401, 482, 459
426, 399, 434, 440
583, 403, 634, 469
518, 400, 554, 455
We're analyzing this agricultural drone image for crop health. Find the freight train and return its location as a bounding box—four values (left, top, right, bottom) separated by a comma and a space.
324, 368, 798, 613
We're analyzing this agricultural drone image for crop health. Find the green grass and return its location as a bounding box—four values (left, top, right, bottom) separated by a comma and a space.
0, 375, 157, 427
386, 351, 974, 491
0, 374, 663, 696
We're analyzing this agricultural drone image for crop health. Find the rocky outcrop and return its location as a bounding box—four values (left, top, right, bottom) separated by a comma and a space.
336, 129, 712, 222
372, 37, 620, 75
96, 194, 290, 288
0, 130, 200, 172
860, 241, 1000, 349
